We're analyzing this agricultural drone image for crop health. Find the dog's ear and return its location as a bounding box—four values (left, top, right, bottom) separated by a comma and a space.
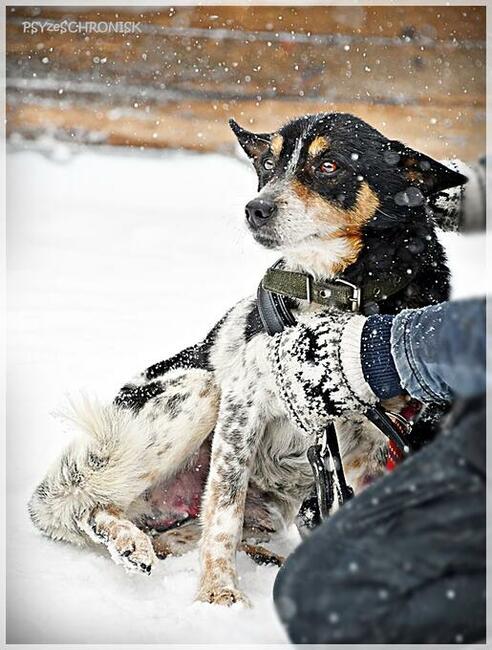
386, 140, 468, 194
229, 119, 272, 160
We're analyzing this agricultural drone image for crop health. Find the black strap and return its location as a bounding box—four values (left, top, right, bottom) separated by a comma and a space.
366, 405, 413, 455
307, 445, 332, 521
307, 422, 353, 521
324, 421, 355, 504
307, 410, 414, 523
256, 282, 296, 335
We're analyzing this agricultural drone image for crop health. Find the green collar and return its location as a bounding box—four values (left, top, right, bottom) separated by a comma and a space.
261, 266, 410, 313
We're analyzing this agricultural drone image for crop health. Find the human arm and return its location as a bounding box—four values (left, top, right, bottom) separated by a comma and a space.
270, 298, 486, 422
376, 297, 486, 402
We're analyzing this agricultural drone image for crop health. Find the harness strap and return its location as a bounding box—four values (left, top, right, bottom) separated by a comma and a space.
324, 421, 355, 504
309, 408, 414, 521
306, 422, 355, 521
256, 283, 296, 336
365, 405, 413, 455
307, 445, 333, 521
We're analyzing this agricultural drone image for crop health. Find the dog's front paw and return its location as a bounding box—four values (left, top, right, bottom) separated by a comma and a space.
106, 522, 157, 575
196, 585, 252, 607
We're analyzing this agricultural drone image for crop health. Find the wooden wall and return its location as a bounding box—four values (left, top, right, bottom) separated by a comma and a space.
6, 5, 486, 160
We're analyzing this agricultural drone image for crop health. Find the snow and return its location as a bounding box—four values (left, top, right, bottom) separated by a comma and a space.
6, 146, 486, 644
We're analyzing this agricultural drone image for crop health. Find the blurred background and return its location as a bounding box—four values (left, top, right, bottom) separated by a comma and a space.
6, 5, 485, 159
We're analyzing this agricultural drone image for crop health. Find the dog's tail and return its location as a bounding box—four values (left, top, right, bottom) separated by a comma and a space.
28, 396, 153, 545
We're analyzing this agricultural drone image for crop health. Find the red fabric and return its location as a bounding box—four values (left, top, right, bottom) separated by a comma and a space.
400, 399, 423, 423
386, 439, 403, 471
385, 400, 422, 471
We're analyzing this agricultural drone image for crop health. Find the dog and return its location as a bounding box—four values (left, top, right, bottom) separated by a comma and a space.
28, 113, 466, 606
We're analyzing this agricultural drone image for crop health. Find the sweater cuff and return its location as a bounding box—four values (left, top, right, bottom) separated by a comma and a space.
340, 316, 378, 406
361, 315, 403, 399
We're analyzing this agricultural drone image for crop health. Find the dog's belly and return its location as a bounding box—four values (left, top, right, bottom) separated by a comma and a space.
135, 439, 211, 531
132, 435, 281, 537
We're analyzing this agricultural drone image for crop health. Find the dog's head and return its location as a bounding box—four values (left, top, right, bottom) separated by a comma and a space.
230, 113, 467, 254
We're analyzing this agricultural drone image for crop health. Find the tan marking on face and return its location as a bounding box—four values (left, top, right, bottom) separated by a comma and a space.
290, 180, 380, 274
270, 134, 283, 158
292, 179, 379, 228
308, 135, 330, 158
329, 234, 364, 275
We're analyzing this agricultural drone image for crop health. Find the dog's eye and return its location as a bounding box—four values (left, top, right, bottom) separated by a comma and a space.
263, 158, 275, 171
318, 160, 338, 175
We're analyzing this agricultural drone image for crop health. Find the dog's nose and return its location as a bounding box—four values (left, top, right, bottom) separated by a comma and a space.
245, 198, 276, 228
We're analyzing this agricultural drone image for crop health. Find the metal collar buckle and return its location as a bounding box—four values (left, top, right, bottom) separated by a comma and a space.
305, 274, 312, 303
334, 278, 362, 312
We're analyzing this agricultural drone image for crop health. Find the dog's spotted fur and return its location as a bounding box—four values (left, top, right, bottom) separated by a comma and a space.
29, 113, 467, 605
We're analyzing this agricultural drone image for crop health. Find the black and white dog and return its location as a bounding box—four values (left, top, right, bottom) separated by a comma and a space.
29, 113, 466, 606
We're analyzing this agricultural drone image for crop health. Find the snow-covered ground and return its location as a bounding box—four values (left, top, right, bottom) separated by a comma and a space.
6, 146, 486, 644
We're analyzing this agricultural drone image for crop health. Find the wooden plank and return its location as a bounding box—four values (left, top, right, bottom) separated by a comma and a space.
7, 23, 485, 106
8, 6, 485, 42
6, 6, 485, 161
7, 98, 485, 161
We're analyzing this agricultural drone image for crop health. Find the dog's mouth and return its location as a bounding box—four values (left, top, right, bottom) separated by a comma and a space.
249, 223, 323, 253
250, 228, 282, 250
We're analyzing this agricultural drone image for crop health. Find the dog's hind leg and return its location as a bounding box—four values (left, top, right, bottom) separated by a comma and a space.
28, 368, 220, 573
151, 521, 285, 567
151, 519, 203, 558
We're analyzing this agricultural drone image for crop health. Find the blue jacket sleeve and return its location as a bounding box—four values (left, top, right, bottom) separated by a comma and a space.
390, 298, 486, 403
